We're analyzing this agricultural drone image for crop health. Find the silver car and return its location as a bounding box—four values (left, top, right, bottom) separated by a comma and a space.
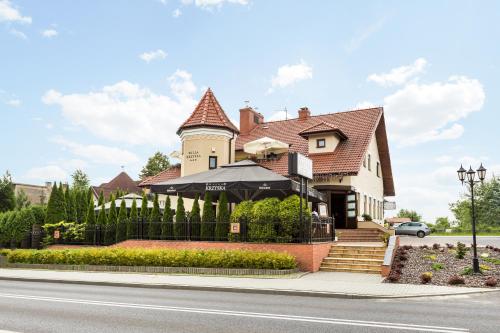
395, 222, 431, 238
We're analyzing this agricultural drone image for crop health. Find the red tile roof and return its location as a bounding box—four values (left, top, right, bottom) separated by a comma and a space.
299, 121, 348, 140
138, 165, 181, 187
177, 88, 239, 134
235, 107, 395, 196
92, 172, 142, 199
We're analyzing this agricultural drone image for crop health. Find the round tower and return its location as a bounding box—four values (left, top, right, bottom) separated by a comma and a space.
177, 88, 239, 177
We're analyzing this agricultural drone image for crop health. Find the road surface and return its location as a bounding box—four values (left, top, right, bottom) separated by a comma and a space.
0, 280, 498, 332
399, 236, 500, 247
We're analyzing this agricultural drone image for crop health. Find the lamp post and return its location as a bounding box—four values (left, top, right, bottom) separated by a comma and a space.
457, 163, 486, 273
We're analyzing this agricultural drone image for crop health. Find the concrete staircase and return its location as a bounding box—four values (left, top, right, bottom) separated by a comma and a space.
319, 244, 386, 274
336, 228, 385, 242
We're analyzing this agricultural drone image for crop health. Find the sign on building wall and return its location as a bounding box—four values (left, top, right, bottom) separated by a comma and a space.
288, 152, 313, 180
384, 201, 396, 210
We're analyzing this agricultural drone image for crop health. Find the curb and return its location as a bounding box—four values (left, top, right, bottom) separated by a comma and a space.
0, 276, 499, 300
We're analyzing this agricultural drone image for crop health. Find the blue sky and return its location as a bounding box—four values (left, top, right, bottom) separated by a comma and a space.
1, 0, 499, 222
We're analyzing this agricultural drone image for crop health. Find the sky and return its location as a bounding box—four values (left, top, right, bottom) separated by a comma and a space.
1, 0, 499, 222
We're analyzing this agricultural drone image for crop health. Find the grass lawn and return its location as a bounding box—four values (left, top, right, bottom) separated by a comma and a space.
430, 232, 500, 236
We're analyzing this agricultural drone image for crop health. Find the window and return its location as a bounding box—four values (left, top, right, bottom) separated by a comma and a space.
376, 162, 380, 177
368, 154, 372, 171
363, 155, 366, 168
363, 195, 367, 214
209, 156, 217, 169
316, 138, 326, 148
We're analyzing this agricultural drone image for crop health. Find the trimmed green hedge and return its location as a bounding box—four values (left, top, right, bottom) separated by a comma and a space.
6, 248, 297, 270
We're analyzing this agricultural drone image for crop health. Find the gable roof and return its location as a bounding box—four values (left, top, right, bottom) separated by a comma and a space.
177, 88, 239, 134
92, 171, 142, 198
138, 164, 181, 187
235, 107, 395, 196
298, 121, 348, 139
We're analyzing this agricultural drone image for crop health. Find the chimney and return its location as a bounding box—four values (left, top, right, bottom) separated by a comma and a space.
298, 107, 311, 120
239, 107, 264, 135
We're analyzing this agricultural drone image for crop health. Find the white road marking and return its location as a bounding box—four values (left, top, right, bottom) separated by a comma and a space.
0, 292, 469, 333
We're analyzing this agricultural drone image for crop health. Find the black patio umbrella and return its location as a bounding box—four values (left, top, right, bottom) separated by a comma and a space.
150, 160, 326, 203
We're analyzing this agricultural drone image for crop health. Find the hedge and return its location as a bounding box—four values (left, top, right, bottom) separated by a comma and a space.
6, 248, 297, 270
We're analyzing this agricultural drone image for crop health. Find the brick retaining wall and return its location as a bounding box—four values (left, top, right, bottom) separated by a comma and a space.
114, 240, 334, 272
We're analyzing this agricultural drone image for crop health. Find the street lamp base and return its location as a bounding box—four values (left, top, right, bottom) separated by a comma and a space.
473, 258, 480, 273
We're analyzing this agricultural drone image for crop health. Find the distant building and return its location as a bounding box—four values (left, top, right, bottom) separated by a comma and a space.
92, 172, 142, 200
13, 182, 53, 206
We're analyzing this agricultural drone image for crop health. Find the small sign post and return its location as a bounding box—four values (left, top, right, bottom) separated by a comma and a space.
53, 230, 60, 239
230, 223, 240, 234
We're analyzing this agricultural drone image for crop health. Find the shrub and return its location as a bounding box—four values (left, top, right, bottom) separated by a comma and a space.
278, 195, 310, 242
401, 245, 413, 250
432, 243, 440, 250
362, 213, 372, 221
420, 272, 433, 284
483, 257, 500, 265
249, 197, 280, 242
448, 275, 465, 285
215, 192, 230, 241
479, 264, 491, 271
189, 195, 201, 241
419, 245, 428, 249
161, 196, 173, 240
174, 195, 186, 240
386, 271, 401, 282
456, 242, 467, 259
201, 192, 215, 240
149, 193, 162, 239
485, 277, 498, 287
431, 263, 444, 271
424, 254, 437, 261
446, 243, 454, 249
461, 266, 474, 275
6, 248, 297, 270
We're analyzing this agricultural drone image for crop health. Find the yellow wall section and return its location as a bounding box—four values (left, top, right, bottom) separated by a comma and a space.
307, 133, 340, 154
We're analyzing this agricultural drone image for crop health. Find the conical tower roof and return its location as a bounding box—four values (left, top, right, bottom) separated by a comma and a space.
177, 88, 239, 134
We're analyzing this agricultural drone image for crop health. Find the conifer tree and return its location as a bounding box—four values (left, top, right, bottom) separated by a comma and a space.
84, 195, 96, 244
66, 188, 77, 222
190, 194, 201, 240
174, 195, 186, 240
44, 182, 67, 224
116, 199, 128, 243
161, 196, 173, 240
98, 190, 105, 206
128, 199, 138, 239
140, 195, 149, 238
97, 204, 107, 226
215, 192, 230, 241
201, 192, 215, 240
104, 195, 117, 244
148, 193, 161, 239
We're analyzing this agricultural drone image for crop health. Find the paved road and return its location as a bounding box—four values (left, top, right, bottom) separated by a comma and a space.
0, 280, 498, 333
399, 236, 500, 247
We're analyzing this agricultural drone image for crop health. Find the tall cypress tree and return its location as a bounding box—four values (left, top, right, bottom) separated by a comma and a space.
201, 192, 215, 240
140, 195, 149, 238
84, 195, 96, 244
128, 199, 138, 239
190, 194, 201, 240
45, 182, 67, 224
98, 190, 105, 206
66, 188, 77, 222
105, 195, 117, 244
97, 204, 107, 226
174, 195, 186, 240
116, 199, 128, 243
148, 193, 161, 239
59, 183, 67, 218
161, 196, 173, 240
215, 192, 230, 241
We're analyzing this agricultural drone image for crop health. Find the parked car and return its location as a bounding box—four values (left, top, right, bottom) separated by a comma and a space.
395, 222, 431, 238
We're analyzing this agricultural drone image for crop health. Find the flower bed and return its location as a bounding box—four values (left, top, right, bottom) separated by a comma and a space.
4, 248, 297, 270
385, 243, 500, 288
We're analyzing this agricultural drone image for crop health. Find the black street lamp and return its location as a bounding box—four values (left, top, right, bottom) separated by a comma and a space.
457, 163, 487, 273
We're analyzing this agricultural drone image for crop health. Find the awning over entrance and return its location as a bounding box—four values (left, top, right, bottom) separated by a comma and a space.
151, 160, 326, 203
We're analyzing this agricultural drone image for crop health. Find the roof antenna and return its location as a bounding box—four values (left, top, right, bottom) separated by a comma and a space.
274, 107, 288, 120
244, 100, 250, 107
120, 165, 125, 171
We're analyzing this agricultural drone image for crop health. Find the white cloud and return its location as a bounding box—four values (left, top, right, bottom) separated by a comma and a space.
45, 123, 54, 130
346, 16, 386, 52
52, 137, 140, 166
0, 0, 31, 24
172, 8, 182, 17
41, 29, 58, 38
384, 76, 485, 146
42, 69, 198, 146
6, 98, 21, 107
139, 49, 167, 63
268, 60, 312, 94
368, 58, 427, 87
182, 0, 249, 10
435, 155, 452, 164
9, 28, 26, 39
25, 165, 68, 182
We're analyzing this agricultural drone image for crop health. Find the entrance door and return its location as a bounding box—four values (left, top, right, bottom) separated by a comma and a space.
331, 193, 347, 229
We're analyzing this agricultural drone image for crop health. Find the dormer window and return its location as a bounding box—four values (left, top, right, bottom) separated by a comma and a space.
316, 138, 326, 148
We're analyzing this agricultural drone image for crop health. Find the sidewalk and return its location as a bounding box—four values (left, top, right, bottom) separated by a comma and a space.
0, 268, 496, 298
